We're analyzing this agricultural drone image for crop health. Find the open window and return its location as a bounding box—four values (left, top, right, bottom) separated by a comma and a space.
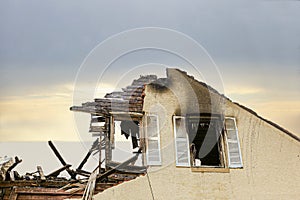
225, 117, 243, 168
173, 114, 225, 168
186, 115, 224, 168
173, 116, 190, 167
145, 114, 161, 166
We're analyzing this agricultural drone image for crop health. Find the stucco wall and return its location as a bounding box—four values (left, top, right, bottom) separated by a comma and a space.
94, 69, 300, 199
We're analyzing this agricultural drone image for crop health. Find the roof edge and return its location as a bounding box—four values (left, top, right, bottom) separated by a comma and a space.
234, 102, 300, 142
171, 68, 300, 142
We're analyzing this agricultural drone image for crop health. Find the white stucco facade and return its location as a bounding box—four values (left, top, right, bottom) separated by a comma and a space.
94, 69, 300, 200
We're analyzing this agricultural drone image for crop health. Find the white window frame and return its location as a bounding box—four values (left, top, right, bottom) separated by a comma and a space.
145, 114, 161, 166
173, 116, 191, 167
225, 117, 243, 168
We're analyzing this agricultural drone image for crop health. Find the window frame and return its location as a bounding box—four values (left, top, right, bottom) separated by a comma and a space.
173, 115, 229, 172
173, 116, 191, 167
225, 117, 243, 168
145, 114, 162, 166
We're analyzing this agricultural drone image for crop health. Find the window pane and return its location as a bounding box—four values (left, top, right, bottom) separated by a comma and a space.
148, 141, 160, 162
175, 118, 187, 138
176, 140, 190, 166
147, 116, 158, 137
225, 119, 235, 130
225, 118, 243, 168
173, 116, 190, 167
227, 130, 238, 141
146, 115, 161, 165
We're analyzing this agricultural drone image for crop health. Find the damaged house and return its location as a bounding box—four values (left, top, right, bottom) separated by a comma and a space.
72, 68, 300, 199
1, 68, 299, 199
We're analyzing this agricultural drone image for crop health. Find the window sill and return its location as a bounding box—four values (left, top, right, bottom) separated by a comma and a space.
191, 167, 229, 173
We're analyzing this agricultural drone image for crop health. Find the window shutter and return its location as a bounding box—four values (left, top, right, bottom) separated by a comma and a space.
173, 116, 190, 167
225, 117, 243, 168
145, 115, 161, 165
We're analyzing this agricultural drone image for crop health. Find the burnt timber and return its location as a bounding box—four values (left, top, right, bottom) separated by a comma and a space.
0, 75, 156, 199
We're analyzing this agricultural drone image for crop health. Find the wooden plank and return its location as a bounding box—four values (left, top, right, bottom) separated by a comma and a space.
8, 187, 18, 200
37, 166, 46, 181
48, 141, 76, 179
11, 187, 83, 200
77, 152, 92, 171
75, 169, 91, 177
97, 154, 139, 182
46, 164, 71, 178
89, 126, 106, 132
9, 171, 15, 181
106, 161, 146, 173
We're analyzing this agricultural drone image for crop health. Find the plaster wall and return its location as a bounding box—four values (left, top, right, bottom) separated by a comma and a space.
94, 69, 300, 199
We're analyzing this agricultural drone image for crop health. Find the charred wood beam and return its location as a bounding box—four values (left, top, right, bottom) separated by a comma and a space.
96, 154, 139, 182
48, 141, 67, 165
75, 169, 91, 177
106, 161, 146, 174
48, 141, 76, 179
6, 156, 22, 172
0, 180, 70, 188
77, 151, 92, 170
5, 157, 22, 181
46, 164, 72, 178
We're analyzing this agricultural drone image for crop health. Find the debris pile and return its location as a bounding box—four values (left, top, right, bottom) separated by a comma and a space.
0, 140, 145, 200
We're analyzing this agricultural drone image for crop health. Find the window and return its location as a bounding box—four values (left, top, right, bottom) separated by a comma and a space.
173, 116, 190, 167
225, 117, 243, 168
186, 115, 224, 167
173, 114, 225, 168
145, 114, 161, 165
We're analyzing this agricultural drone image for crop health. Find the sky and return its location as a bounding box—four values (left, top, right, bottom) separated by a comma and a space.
0, 0, 299, 145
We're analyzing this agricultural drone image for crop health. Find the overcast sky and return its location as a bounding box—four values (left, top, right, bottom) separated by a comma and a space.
0, 0, 299, 144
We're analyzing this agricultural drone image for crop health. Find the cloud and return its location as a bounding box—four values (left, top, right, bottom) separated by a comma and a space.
0, 84, 80, 142
226, 85, 265, 95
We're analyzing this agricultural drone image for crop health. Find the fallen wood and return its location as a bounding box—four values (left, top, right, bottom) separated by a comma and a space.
6, 156, 22, 172
77, 151, 92, 170
5, 156, 22, 181
75, 169, 91, 177
106, 161, 146, 174
48, 141, 76, 179
46, 164, 72, 178
37, 166, 46, 181
96, 154, 139, 182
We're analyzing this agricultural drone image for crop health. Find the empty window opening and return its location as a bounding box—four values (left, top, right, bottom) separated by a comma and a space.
110, 120, 143, 166
120, 120, 140, 150
187, 115, 224, 167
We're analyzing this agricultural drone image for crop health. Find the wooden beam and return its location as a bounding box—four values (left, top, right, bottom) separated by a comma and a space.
37, 166, 46, 181
9, 171, 15, 181
77, 151, 91, 170
48, 141, 76, 179
0, 180, 70, 188
75, 169, 91, 177
97, 154, 139, 182
46, 164, 72, 178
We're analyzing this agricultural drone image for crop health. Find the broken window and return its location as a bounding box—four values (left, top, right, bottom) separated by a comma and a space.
173, 115, 225, 168
145, 114, 161, 165
187, 115, 224, 167
120, 120, 140, 150
173, 115, 243, 170
225, 117, 243, 168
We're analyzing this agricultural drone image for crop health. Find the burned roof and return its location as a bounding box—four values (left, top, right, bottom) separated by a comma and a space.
70, 68, 299, 142
70, 75, 159, 115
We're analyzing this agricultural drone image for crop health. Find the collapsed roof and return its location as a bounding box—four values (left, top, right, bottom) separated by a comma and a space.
70, 68, 299, 141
